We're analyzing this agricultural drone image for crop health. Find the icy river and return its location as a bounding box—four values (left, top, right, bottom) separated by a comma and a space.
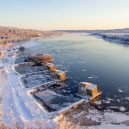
16, 33, 129, 112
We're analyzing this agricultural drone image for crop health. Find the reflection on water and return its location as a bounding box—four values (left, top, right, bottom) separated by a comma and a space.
17, 33, 129, 111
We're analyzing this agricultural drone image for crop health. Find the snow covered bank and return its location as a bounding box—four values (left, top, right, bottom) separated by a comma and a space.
56, 103, 129, 129
0, 44, 57, 129
92, 33, 129, 44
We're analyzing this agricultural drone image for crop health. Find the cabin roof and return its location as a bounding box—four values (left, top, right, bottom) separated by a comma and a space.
47, 63, 55, 67
54, 70, 64, 75
58, 71, 65, 75
87, 83, 97, 90
80, 82, 97, 90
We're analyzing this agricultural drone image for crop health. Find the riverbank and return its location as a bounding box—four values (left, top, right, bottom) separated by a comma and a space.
0, 42, 56, 129
91, 33, 129, 44
0, 35, 64, 129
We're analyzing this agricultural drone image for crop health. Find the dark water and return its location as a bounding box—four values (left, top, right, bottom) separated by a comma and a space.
22, 33, 129, 111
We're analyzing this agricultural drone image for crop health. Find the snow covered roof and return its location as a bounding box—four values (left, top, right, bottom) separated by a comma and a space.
54, 69, 65, 75
87, 83, 97, 90
58, 70, 65, 75
80, 82, 97, 90
46, 63, 55, 67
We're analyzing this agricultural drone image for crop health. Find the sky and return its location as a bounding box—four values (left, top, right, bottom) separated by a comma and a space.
0, 0, 129, 30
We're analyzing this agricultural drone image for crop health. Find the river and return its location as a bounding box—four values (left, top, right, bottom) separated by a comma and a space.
17, 33, 129, 111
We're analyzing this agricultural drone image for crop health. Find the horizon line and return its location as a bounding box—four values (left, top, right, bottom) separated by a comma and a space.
0, 25, 129, 31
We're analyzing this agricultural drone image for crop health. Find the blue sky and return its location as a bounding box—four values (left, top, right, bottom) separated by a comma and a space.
0, 0, 129, 30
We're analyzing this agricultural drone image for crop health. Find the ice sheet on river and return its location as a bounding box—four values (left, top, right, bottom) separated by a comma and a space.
33, 89, 79, 112
21, 72, 53, 88
15, 63, 46, 74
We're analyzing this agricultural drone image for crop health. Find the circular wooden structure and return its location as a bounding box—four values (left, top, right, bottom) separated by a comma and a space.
26, 54, 53, 64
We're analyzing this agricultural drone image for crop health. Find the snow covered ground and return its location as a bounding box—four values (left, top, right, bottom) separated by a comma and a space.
0, 41, 129, 129
0, 45, 56, 129
92, 32, 129, 44
56, 104, 129, 129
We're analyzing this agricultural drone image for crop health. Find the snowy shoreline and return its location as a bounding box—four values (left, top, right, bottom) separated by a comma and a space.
91, 33, 129, 45
0, 41, 57, 129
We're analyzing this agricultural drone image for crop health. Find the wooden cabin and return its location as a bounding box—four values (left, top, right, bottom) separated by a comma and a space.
46, 63, 56, 71
79, 82, 102, 101
54, 69, 67, 81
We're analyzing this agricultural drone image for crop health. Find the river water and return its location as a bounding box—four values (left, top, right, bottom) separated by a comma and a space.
18, 33, 129, 111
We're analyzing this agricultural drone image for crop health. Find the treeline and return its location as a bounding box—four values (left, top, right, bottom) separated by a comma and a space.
0, 26, 62, 44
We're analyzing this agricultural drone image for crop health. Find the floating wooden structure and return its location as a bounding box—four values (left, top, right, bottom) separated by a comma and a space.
46, 63, 56, 71
58, 99, 85, 115
53, 69, 67, 81
26, 54, 53, 64
16, 50, 103, 114
40, 54, 53, 63
79, 82, 102, 102
30, 88, 79, 112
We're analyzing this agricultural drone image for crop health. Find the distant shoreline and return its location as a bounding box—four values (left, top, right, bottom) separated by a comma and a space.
91, 33, 129, 45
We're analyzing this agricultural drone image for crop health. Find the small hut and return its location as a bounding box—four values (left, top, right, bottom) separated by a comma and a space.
79, 82, 102, 101
46, 63, 56, 71
54, 69, 67, 81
